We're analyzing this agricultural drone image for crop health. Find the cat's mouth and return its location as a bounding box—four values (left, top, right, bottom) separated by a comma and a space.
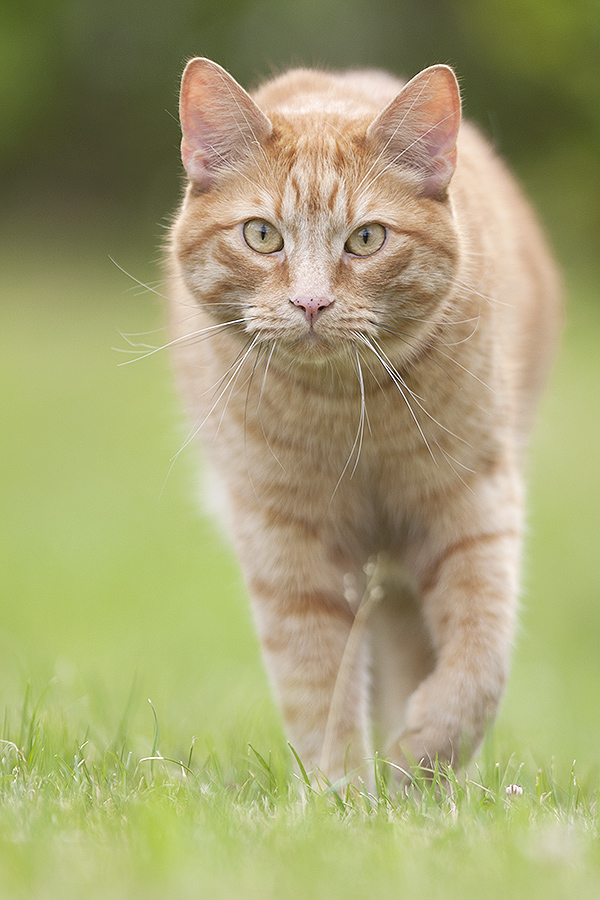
273, 328, 349, 363
301, 327, 324, 342
288, 330, 330, 349
292, 318, 339, 344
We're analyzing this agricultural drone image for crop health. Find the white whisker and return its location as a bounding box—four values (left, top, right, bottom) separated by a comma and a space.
330, 346, 368, 502
435, 347, 496, 395
214, 337, 262, 439
115, 318, 246, 365
369, 336, 471, 448
437, 313, 481, 347
355, 333, 438, 465
257, 342, 287, 473
117, 306, 218, 344
436, 445, 476, 494
452, 277, 513, 309
109, 257, 170, 302
173, 334, 262, 461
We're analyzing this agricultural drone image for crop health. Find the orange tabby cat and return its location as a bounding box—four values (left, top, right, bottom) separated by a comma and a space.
168, 58, 561, 785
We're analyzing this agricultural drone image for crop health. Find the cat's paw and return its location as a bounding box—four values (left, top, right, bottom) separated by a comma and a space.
385, 669, 499, 781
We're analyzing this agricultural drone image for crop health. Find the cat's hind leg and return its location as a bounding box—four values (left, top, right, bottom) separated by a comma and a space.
368, 564, 435, 775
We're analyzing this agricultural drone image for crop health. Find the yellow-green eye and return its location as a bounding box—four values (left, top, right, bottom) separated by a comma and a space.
243, 219, 284, 254
344, 223, 386, 257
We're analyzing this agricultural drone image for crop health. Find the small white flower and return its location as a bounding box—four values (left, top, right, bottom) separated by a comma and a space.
505, 783, 524, 797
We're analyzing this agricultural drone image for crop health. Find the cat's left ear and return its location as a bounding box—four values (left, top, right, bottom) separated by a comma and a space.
179, 58, 273, 190
367, 65, 461, 199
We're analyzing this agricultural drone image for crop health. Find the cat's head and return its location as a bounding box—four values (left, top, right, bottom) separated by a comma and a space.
171, 58, 462, 366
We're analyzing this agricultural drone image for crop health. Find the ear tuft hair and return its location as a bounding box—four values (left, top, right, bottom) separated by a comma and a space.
367, 65, 461, 199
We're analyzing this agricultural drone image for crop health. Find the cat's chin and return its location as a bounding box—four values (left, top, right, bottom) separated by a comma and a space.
276, 332, 346, 365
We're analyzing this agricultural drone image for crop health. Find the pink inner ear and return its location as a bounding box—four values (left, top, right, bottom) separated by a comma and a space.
179, 58, 272, 189
367, 65, 461, 199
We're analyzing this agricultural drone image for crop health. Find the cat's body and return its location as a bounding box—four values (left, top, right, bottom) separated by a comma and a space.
168, 59, 561, 784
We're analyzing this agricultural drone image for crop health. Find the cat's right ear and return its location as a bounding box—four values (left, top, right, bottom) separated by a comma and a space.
179, 58, 273, 190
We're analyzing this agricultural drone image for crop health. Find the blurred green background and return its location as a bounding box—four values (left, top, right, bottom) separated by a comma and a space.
1, 0, 599, 771
3, 0, 600, 260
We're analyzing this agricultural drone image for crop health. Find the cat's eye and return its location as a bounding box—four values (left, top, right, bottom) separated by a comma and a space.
344, 223, 386, 257
243, 219, 284, 254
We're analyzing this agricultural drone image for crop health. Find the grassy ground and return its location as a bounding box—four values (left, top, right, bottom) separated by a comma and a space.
1, 222, 599, 898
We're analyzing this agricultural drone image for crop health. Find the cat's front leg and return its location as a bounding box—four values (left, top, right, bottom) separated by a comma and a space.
388, 468, 523, 777
234, 512, 373, 787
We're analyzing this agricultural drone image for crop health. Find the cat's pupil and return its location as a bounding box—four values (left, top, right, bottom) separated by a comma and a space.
261, 224, 268, 241
360, 228, 370, 245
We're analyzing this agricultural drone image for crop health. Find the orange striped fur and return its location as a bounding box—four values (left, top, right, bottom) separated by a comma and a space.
168, 59, 561, 785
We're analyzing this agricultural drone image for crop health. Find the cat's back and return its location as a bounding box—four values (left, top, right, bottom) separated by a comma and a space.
450, 119, 562, 429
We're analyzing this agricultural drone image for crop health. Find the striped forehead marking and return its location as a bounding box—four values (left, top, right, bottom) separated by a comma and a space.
278, 149, 352, 226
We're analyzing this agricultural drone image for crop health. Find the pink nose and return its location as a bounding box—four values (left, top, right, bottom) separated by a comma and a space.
290, 295, 333, 325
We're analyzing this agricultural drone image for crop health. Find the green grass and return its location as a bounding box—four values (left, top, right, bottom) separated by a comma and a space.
1, 224, 599, 898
